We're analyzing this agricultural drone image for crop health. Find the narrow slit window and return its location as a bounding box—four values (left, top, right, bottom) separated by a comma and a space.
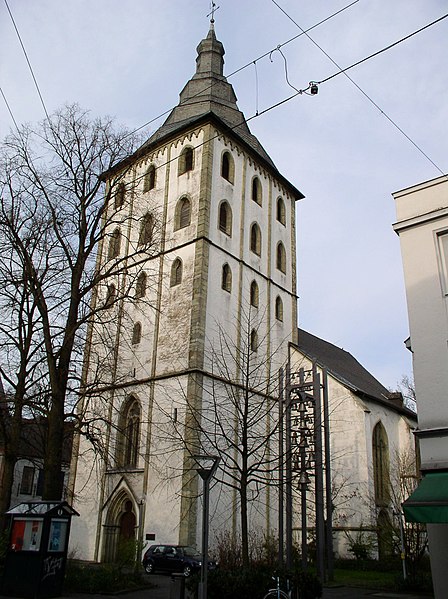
171, 258, 183, 287
252, 177, 262, 205
276, 242, 286, 273
250, 223, 261, 256
143, 165, 156, 192
221, 264, 232, 292
250, 281, 259, 308
219, 201, 232, 236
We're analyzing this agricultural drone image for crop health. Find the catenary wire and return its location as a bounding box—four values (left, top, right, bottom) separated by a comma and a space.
271, 0, 448, 177
127, 9, 448, 189
3, 0, 49, 120
0, 87, 20, 133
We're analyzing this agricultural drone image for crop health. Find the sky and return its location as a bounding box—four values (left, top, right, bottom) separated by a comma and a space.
1, 0, 447, 391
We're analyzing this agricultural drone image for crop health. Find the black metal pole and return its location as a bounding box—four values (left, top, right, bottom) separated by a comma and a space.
313, 364, 325, 583
322, 368, 334, 581
279, 368, 284, 567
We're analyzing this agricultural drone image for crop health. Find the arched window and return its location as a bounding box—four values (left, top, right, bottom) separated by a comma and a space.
252, 176, 262, 205
138, 212, 154, 246
250, 280, 259, 308
132, 322, 142, 345
276, 197, 286, 225
105, 283, 116, 308
373, 421, 390, 506
143, 164, 156, 192
135, 272, 147, 299
250, 223, 261, 256
171, 258, 183, 287
221, 264, 232, 292
276, 242, 286, 273
108, 228, 121, 260
117, 397, 141, 468
178, 147, 194, 175
114, 183, 125, 210
218, 201, 232, 236
221, 151, 234, 183
275, 296, 283, 321
175, 197, 191, 230
250, 329, 258, 352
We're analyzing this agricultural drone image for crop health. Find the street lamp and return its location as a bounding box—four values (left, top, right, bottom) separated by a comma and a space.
192, 455, 220, 599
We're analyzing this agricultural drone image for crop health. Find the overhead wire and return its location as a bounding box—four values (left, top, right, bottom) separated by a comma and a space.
0, 86, 20, 133
271, 0, 448, 177
3, 0, 49, 120
123, 6, 448, 192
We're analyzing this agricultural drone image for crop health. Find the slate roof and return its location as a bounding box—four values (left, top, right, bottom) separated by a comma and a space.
296, 328, 417, 419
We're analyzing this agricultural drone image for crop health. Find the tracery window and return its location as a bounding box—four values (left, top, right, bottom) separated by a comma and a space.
138, 213, 154, 246
117, 397, 141, 468
221, 151, 234, 183
135, 272, 147, 299
132, 322, 142, 345
275, 296, 283, 321
108, 228, 121, 260
276, 196, 286, 225
250, 280, 259, 308
114, 183, 125, 210
143, 164, 156, 192
276, 242, 286, 273
250, 223, 261, 256
175, 197, 191, 230
252, 176, 262, 205
373, 421, 390, 506
221, 263, 232, 292
171, 258, 183, 287
218, 201, 232, 236
178, 147, 194, 175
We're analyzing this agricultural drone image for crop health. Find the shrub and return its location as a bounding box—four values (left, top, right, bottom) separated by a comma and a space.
64, 560, 148, 593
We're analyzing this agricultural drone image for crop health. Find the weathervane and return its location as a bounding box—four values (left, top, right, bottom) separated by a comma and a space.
207, 1, 220, 24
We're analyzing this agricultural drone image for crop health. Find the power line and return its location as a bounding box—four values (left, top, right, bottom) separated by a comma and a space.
4, 0, 49, 120
125, 0, 360, 138
0, 86, 20, 133
127, 9, 448, 189
271, 0, 448, 177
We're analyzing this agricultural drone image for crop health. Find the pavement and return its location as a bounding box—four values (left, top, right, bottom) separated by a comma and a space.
0, 575, 434, 599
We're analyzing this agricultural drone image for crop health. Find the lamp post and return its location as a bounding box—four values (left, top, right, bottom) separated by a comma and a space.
192, 455, 220, 599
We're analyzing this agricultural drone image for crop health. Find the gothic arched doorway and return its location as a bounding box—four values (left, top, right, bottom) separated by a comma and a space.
102, 493, 137, 563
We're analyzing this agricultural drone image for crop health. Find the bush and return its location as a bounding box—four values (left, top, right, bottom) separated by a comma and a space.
186, 563, 322, 599
64, 560, 149, 594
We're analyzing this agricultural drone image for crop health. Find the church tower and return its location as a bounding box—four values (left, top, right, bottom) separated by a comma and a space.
70, 23, 303, 562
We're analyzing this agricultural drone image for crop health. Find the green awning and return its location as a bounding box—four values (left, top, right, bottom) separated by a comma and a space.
402, 472, 448, 523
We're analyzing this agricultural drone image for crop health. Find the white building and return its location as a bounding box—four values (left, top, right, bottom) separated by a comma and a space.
69, 24, 303, 562
292, 329, 417, 558
393, 175, 448, 598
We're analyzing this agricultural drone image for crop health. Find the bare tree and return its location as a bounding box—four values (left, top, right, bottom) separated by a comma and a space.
0, 104, 157, 500
156, 306, 288, 567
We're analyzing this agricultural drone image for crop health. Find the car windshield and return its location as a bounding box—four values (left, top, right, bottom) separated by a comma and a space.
181, 546, 200, 557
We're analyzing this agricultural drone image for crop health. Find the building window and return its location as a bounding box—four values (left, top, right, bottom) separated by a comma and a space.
221, 264, 232, 292
171, 258, 183, 287
250, 280, 259, 308
251, 176, 262, 205
218, 201, 232, 236
117, 397, 141, 468
143, 165, 156, 192
135, 272, 147, 299
276, 242, 286, 273
105, 283, 116, 308
175, 197, 191, 230
250, 223, 261, 256
437, 231, 448, 295
373, 421, 390, 506
20, 466, 35, 495
178, 147, 194, 175
250, 329, 258, 352
114, 182, 125, 210
275, 296, 283, 321
138, 212, 154, 246
132, 322, 142, 345
276, 197, 286, 225
221, 151, 234, 183
108, 228, 121, 260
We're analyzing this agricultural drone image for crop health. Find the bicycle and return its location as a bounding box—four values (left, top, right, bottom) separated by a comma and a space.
262, 576, 291, 599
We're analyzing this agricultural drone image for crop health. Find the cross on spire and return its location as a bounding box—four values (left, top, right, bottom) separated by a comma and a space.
207, 1, 220, 24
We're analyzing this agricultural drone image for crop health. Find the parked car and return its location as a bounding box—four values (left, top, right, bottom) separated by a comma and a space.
142, 544, 217, 577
